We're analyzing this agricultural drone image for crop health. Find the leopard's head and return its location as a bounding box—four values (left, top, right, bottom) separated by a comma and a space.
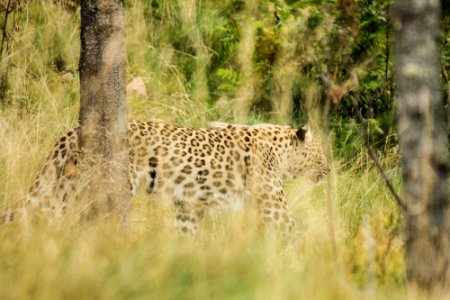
285, 126, 330, 183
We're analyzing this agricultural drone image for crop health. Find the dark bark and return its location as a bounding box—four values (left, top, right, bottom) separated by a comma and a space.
392, 0, 450, 291
78, 0, 130, 222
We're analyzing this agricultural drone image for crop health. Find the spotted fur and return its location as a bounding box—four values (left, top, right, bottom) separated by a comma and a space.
2, 121, 329, 234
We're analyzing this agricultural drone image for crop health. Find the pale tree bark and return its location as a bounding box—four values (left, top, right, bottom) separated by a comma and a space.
78, 0, 130, 223
392, 0, 450, 292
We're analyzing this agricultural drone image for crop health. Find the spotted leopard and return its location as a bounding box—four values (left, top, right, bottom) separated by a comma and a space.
1, 121, 329, 234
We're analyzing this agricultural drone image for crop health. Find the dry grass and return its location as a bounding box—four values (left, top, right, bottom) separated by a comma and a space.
0, 104, 407, 299
0, 177, 406, 300
0, 1, 409, 299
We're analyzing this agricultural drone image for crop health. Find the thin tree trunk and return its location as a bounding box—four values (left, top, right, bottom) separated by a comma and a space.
392, 0, 450, 292
78, 0, 130, 223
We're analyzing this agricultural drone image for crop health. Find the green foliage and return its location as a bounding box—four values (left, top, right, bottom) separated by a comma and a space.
443, 12, 450, 85
3, 0, 449, 141
331, 111, 397, 168
216, 67, 240, 95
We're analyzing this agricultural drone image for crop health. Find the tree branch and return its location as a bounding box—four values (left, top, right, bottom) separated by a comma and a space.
348, 95, 407, 211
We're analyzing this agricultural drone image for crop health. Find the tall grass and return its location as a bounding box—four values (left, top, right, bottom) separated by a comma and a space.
0, 1, 407, 299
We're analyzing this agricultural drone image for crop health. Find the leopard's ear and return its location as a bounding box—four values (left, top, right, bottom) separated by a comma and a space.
296, 128, 307, 141
296, 125, 312, 142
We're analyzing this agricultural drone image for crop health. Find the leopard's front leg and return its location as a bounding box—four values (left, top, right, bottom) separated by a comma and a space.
253, 184, 296, 235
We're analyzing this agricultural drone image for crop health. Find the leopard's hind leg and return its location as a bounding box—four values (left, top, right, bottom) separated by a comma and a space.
173, 199, 207, 235
0, 128, 81, 227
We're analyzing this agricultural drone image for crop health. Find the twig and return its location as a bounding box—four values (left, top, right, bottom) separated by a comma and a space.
349, 95, 407, 211
447, 82, 450, 131
323, 97, 338, 260
384, 6, 390, 82
0, 0, 12, 59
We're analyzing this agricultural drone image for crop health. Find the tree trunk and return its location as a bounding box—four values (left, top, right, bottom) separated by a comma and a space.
392, 0, 450, 292
78, 0, 130, 223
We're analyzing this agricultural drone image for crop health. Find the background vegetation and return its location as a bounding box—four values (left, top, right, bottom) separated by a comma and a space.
0, 0, 447, 298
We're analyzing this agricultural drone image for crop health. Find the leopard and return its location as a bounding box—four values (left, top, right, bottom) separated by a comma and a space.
1, 120, 330, 234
